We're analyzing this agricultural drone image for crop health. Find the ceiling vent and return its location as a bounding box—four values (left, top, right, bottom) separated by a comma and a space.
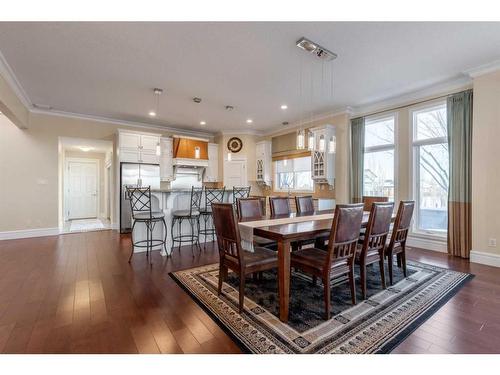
296, 37, 337, 61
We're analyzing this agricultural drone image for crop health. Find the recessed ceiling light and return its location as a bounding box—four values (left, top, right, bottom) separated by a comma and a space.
78, 146, 94, 152
149, 111, 156, 117
281, 104, 288, 110
246, 119, 253, 124
200, 121, 206, 126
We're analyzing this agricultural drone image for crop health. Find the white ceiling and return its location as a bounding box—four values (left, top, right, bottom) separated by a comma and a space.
1, 22, 500, 134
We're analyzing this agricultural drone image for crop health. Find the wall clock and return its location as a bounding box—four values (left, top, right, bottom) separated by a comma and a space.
227, 137, 243, 153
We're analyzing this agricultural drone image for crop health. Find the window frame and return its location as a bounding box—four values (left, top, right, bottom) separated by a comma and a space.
409, 101, 448, 239
273, 156, 314, 193
363, 112, 398, 203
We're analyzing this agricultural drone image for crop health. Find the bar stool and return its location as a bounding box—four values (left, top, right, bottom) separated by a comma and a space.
126, 186, 167, 265
232, 186, 251, 211
171, 186, 203, 256
199, 186, 226, 249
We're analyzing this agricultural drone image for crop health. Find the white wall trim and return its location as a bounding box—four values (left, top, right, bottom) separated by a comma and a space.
0, 227, 60, 241
407, 235, 447, 253
464, 59, 500, 78
470, 250, 500, 268
0, 49, 33, 109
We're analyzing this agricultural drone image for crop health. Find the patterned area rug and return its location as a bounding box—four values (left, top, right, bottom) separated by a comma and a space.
170, 260, 472, 354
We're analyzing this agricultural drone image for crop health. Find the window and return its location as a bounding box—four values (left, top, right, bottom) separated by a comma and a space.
363, 115, 396, 201
412, 103, 448, 235
274, 156, 313, 192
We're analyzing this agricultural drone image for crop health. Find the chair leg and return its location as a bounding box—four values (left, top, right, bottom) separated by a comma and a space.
218, 264, 226, 295
401, 246, 407, 277
348, 264, 356, 305
379, 255, 386, 289
162, 218, 168, 257
323, 275, 331, 320
148, 222, 153, 265
145, 222, 150, 259
387, 252, 394, 286
189, 218, 195, 257
360, 263, 367, 300
177, 218, 182, 254
196, 217, 202, 252
128, 220, 137, 263
396, 253, 402, 267
312, 275, 317, 286
239, 275, 245, 313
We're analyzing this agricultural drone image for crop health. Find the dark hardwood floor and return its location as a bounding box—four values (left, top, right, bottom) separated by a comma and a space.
0, 230, 499, 354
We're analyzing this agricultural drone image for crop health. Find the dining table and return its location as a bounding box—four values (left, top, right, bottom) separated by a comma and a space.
239, 209, 390, 323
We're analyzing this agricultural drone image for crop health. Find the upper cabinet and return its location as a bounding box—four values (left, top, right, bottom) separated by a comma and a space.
309, 124, 335, 186
255, 140, 272, 186
204, 143, 219, 182
160, 137, 174, 181
118, 131, 161, 164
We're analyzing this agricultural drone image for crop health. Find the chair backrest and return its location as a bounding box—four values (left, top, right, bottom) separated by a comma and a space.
325, 204, 364, 266
269, 196, 292, 217
362, 196, 389, 211
205, 187, 225, 209
295, 195, 315, 214
232, 186, 251, 209
212, 203, 244, 268
389, 200, 415, 248
190, 186, 203, 215
361, 202, 394, 256
126, 186, 152, 219
237, 197, 264, 221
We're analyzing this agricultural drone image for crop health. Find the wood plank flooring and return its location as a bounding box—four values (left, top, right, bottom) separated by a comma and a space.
0, 230, 498, 354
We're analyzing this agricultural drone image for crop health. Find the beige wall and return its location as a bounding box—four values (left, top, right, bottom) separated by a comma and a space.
471, 70, 500, 256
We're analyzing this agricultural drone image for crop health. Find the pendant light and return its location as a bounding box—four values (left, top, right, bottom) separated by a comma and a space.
328, 135, 336, 154
194, 146, 200, 159
308, 131, 315, 151
150, 88, 163, 156
297, 129, 305, 149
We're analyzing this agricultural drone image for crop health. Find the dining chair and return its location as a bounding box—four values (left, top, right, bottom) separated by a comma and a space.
356, 202, 394, 299
237, 197, 276, 250
126, 186, 168, 265
269, 196, 292, 216
362, 196, 389, 211
291, 203, 364, 320
295, 195, 315, 214
212, 203, 278, 313
232, 186, 251, 211
386, 200, 415, 285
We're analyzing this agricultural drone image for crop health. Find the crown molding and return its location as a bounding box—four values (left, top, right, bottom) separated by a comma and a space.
0, 49, 33, 109
217, 129, 263, 136
464, 59, 500, 78
350, 75, 472, 118
30, 107, 215, 138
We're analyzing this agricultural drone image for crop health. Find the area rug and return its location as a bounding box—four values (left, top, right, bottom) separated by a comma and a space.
170, 259, 472, 354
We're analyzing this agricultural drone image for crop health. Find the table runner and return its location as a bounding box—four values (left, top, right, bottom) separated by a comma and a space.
238, 213, 335, 252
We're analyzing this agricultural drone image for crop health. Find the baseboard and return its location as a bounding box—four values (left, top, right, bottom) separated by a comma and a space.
407, 235, 447, 253
0, 227, 60, 240
470, 250, 500, 268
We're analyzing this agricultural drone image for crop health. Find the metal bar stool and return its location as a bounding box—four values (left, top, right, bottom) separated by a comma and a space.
171, 186, 203, 256
232, 186, 251, 211
199, 186, 226, 249
127, 186, 167, 265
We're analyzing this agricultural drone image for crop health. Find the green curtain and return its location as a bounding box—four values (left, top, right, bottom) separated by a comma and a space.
350, 117, 365, 203
447, 90, 473, 258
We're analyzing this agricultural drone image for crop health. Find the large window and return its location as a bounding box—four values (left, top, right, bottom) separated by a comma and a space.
412, 103, 448, 235
274, 156, 313, 192
363, 115, 395, 201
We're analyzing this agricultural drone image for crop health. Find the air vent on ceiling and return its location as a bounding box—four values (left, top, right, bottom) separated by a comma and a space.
296, 37, 337, 61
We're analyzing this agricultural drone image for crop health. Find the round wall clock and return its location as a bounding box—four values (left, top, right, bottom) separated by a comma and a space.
227, 137, 243, 153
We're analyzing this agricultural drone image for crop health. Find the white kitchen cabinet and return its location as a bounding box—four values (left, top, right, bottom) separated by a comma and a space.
204, 143, 219, 182
160, 137, 174, 181
118, 130, 161, 164
309, 124, 335, 186
255, 140, 272, 186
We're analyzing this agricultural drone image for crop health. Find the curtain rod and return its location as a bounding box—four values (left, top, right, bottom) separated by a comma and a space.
353, 88, 471, 120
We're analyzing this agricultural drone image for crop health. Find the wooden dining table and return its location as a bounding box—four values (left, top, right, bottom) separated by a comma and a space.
247, 209, 379, 323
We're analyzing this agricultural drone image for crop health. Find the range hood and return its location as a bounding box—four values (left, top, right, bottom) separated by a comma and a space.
172, 136, 209, 180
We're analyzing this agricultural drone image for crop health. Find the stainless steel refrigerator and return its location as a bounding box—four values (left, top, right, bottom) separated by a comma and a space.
120, 162, 160, 233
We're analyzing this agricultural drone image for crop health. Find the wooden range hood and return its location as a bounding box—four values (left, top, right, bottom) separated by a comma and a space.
173, 137, 208, 160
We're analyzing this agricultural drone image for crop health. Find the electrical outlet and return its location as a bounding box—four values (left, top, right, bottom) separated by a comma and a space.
488, 238, 497, 247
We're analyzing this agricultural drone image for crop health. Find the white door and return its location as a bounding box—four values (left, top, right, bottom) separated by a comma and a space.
67, 161, 98, 219
224, 159, 247, 188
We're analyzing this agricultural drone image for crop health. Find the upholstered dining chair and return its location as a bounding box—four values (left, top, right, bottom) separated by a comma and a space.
295, 195, 315, 214
362, 196, 389, 211
212, 203, 278, 313
269, 196, 292, 216
237, 197, 276, 250
356, 202, 394, 300
290, 203, 364, 320
385, 200, 415, 285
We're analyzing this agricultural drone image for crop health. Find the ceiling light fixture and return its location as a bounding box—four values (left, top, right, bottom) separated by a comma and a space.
78, 146, 94, 152
149, 111, 156, 117
225, 105, 234, 111
246, 119, 253, 124
281, 104, 288, 110
296, 37, 337, 61
193, 97, 202, 103
200, 121, 206, 126
149, 88, 163, 118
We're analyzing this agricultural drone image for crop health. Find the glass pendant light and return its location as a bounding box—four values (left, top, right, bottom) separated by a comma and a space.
194, 146, 200, 159
308, 131, 315, 151
328, 135, 336, 154
156, 141, 161, 156
319, 135, 325, 152
297, 129, 305, 149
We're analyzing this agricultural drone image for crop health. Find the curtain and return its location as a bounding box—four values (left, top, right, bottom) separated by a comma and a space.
350, 117, 365, 203
447, 90, 473, 258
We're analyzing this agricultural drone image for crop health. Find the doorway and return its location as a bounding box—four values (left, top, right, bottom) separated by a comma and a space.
66, 159, 99, 220
224, 158, 248, 188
